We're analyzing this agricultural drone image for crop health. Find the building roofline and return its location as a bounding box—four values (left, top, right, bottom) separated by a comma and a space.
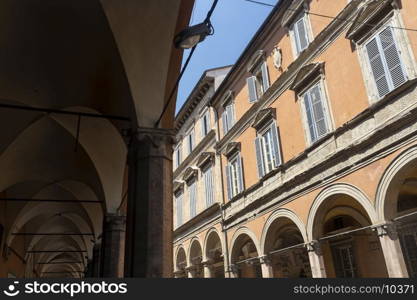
209, 0, 287, 107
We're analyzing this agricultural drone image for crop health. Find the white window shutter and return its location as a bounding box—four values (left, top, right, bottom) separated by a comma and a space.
261, 62, 270, 92
255, 137, 265, 178
366, 37, 390, 98
270, 124, 282, 167
296, 16, 309, 52
237, 155, 244, 193
304, 92, 317, 143
247, 76, 258, 103
225, 165, 232, 200
310, 85, 328, 138
222, 111, 228, 135
379, 26, 406, 89
226, 104, 234, 131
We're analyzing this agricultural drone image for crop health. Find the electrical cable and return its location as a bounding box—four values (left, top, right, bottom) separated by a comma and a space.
154, 0, 219, 128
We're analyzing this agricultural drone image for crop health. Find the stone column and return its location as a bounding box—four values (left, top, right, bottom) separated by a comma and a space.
307, 241, 327, 278
100, 214, 126, 278
228, 264, 239, 278
376, 222, 409, 278
260, 255, 274, 278
186, 266, 197, 278
202, 260, 214, 278
92, 243, 101, 277
124, 128, 174, 278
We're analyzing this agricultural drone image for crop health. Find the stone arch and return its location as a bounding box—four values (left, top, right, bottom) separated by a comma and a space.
375, 145, 417, 221
260, 209, 307, 255
307, 183, 377, 241
203, 228, 224, 261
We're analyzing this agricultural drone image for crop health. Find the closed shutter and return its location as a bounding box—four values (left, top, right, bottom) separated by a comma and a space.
225, 165, 233, 200
366, 37, 390, 97
247, 76, 258, 103
226, 104, 234, 130
190, 181, 197, 218
261, 62, 270, 92
295, 15, 309, 53
176, 193, 183, 227
237, 155, 244, 193
310, 85, 328, 138
255, 137, 265, 178
379, 26, 406, 90
270, 124, 282, 167
204, 166, 214, 207
222, 111, 228, 135
303, 92, 317, 143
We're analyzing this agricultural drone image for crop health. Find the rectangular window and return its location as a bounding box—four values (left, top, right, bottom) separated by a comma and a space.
255, 123, 282, 178
175, 191, 183, 227
247, 62, 270, 103
174, 144, 182, 169
302, 82, 330, 144
189, 179, 197, 218
202, 165, 215, 207
226, 154, 244, 200
291, 13, 310, 56
365, 25, 406, 98
201, 110, 211, 138
187, 128, 195, 154
222, 101, 235, 135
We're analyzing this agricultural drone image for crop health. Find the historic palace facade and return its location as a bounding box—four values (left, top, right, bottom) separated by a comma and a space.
173, 0, 417, 278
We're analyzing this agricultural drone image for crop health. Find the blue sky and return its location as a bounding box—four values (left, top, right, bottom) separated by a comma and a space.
176, 0, 277, 112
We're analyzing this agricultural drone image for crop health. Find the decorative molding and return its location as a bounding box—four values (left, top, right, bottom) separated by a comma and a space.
183, 167, 199, 182
221, 90, 234, 107
281, 0, 307, 28
272, 47, 283, 70
223, 142, 241, 158
196, 152, 215, 169
247, 50, 265, 73
173, 180, 185, 193
252, 108, 276, 130
290, 62, 325, 92
346, 0, 395, 42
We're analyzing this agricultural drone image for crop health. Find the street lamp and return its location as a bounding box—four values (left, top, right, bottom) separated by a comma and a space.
174, 21, 213, 49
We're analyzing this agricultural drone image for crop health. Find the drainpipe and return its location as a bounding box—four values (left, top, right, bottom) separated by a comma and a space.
211, 103, 232, 278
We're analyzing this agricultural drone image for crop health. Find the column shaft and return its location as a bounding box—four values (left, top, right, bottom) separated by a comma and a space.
101, 214, 126, 278
124, 128, 174, 278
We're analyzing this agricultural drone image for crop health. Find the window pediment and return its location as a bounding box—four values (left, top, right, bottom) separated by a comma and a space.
346, 0, 396, 42
281, 0, 307, 28
290, 62, 325, 93
221, 90, 234, 107
196, 152, 215, 168
247, 50, 265, 73
224, 142, 241, 158
183, 167, 199, 182
173, 180, 185, 193
252, 108, 277, 130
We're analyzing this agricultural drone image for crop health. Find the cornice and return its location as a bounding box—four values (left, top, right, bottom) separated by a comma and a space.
173, 129, 216, 178
215, 0, 361, 153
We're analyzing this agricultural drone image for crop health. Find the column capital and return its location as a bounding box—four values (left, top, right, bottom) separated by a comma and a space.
373, 222, 398, 238
202, 259, 214, 267
306, 240, 323, 255
259, 255, 272, 265
128, 127, 175, 160
103, 214, 126, 232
